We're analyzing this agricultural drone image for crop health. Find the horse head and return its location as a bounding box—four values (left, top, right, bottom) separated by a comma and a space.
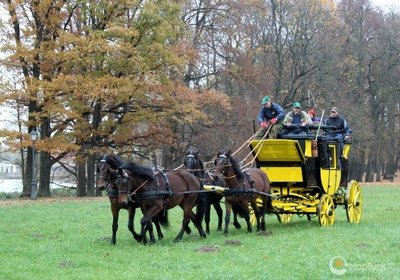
96, 154, 124, 190
183, 149, 204, 174
115, 168, 130, 206
213, 150, 233, 179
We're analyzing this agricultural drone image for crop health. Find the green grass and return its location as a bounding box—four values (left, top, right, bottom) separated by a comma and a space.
0, 186, 399, 280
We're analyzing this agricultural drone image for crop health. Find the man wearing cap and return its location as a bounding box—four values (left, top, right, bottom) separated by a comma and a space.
323, 107, 352, 156
256, 96, 285, 139
283, 102, 313, 127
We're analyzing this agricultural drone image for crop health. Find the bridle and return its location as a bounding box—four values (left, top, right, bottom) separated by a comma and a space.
216, 154, 237, 179
184, 154, 203, 173
97, 160, 115, 182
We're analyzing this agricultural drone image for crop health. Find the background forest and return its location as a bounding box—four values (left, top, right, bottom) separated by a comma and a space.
0, 0, 399, 197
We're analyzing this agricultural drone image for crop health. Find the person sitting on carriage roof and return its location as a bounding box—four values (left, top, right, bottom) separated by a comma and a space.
256, 95, 285, 139
323, 107, 352, 155
307, 108, 321, 125
281, 102, 313, 136
283, 102, 313, 126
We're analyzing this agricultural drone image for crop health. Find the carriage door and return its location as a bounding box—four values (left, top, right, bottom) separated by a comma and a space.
320, 143, 341, 196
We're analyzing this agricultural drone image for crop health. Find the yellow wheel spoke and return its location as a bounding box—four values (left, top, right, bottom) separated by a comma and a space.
318, 194, 335, 226
346, 180, 362, 223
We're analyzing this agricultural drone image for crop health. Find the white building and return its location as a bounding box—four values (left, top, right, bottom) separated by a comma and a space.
0, 161, 22, 178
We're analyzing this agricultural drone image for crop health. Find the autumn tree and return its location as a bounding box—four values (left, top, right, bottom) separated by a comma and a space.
0, 0, 229, 197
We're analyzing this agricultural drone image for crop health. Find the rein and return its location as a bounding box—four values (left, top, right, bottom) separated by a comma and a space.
130, 177, 150, 196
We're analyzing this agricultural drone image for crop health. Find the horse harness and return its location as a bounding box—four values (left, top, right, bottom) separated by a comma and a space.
224, 170, 256, 197
218, 154, 255, 197
115, 168, 173, 203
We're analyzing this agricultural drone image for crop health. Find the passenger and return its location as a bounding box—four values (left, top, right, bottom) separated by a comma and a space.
323, 107, 352, 156
256, 96, 285, 139
284, 102, 313, 126
307, 108, 321, 125
281, 102, 313, 136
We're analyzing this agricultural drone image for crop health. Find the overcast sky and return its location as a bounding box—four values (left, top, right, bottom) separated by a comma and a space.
371, 0, 400, 11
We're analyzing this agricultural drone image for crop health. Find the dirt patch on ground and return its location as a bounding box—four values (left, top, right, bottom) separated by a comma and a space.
196, 245, 220, 253
225, 240, 241, 246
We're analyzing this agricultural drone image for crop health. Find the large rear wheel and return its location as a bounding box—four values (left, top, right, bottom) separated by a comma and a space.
276, 213, 293, 223
346, 180, 362, 223
318, 194, 335, 226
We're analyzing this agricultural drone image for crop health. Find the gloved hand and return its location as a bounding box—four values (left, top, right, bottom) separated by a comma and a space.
260, 122, 268, 128
270, 118, 277, 124
345, 135, 352, 140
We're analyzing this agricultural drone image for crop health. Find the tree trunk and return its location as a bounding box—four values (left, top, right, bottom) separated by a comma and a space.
38, 151, 52, 197
76, 155, 87, 197
87, 154, 96, 196
22, 146, 33, 197
364, 151, 375, 182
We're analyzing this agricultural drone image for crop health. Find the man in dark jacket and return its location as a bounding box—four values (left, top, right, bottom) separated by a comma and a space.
256, 96, 285, 139
323, 107, 352, 156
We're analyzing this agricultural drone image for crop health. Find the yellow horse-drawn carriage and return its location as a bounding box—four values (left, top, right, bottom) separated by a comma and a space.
249, 127, 362, 226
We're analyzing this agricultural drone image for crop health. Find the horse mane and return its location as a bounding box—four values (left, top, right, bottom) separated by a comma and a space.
186, 147, 199, 155
102, 154, 125, 169
226, 152, 244, 180
120, 161, 155, 181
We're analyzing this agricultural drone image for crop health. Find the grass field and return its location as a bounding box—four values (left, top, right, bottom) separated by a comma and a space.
0, 185, 399, 280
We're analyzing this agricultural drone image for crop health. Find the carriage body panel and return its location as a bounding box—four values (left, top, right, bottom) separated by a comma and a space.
249, 134, 360, 226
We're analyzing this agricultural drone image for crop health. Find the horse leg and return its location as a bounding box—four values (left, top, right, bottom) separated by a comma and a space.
233, 207, 241, 229
243, 201, 252, 233
127, 205, 141, 242
188, 209, 207, 239
174, 208, 192, 242
205, 201, 211, 234
140, 217, 150, 245
213, 201, 223, 232
140, 206, 162, 244
146, 219, 156, 244
153, 217, 164, 240
260, 197, 267, 231
224, 202, 232, 235
111, 202, 119, 245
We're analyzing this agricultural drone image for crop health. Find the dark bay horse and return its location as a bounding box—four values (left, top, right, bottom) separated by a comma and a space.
115, 161, 207, 243
213, 150, 272, 234
96, 154, 164, 245
183, 149, 242, 233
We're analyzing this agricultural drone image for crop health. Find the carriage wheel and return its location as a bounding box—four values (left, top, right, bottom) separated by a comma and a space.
249, 197, 264, 226
346, 180, 362, 223
317, 194, 335, 226
276, 213, 293, 223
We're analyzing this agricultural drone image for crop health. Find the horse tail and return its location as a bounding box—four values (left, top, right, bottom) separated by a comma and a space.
156, 208, 169, 228
266, 192, 273, 213
262, 172, 273, 213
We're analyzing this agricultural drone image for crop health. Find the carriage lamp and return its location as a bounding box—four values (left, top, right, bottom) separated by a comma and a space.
30, 128, 38, 200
